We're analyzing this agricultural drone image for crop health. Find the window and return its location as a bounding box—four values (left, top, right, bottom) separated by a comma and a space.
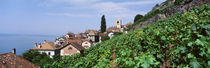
68, 47, 72, 50
117, 21, 119, 24
48, 52, 51, 55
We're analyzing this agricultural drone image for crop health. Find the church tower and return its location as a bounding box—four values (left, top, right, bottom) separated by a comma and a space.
115, 18, 122, 28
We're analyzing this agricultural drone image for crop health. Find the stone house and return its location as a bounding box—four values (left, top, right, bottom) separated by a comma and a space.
60, 42, 85, 56
85, 30, 99, 42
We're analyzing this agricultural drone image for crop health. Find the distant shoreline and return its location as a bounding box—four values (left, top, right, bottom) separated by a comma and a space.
0, 33, 56, 37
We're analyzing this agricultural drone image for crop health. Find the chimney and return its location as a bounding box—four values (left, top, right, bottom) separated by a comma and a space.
38, 43, 41, 48
12, 48, 16, 54
44, 40, 47, 43
35, 43, 38, 47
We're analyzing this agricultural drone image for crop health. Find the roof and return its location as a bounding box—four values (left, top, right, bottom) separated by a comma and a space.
85, 30, 99, 36
89, 31, 97, 35
0, 53, 39, 68
107, 26, 121, 33
68, 39, 82, 45
60, 43, 85, 51
82, 39, 93, 43
31, 42, 58, 50
99, 33, 107, 36
66, 32, 75, 38
71, 43, 85, 51
123, 22, 132, 28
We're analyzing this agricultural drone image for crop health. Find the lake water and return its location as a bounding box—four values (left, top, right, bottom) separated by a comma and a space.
0, 34, 56, 55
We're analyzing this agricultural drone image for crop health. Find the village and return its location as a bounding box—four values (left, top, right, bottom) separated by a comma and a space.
0, 18, 132, 68
31, 18, 132, 58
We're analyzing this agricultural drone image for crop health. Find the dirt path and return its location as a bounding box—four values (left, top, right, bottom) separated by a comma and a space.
111, 49, 118, 68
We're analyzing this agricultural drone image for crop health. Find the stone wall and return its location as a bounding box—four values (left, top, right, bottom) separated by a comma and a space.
133, 0, 210, 30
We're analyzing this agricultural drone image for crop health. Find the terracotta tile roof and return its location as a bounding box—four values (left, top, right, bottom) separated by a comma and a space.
31, 42, 57, 50
85, 30, 98, 36
0, 53, 39, 68
99, 33, 107, 36
71, 42, 85, 51
68, 39, 82, 45
60, 43, 85, 51
66, 32, 75, 38
75, 34, 87, 39
107, 26, 121, 33
123, 22, 132, 28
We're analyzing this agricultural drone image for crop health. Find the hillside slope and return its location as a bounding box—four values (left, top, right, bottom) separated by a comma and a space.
132, 0, 209, 30
44, 4, 209, 68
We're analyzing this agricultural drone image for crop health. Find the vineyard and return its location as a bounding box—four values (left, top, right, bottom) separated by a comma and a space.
44, 5, 209, 68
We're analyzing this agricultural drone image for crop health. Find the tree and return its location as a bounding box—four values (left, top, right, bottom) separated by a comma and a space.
100, 15, 106, 33
22, 50, 53, 67
134, 14, 143, 23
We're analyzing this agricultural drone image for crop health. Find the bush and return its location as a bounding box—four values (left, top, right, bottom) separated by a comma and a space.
134, 14, 143, 23
22, 50, 53, 67
101, 36, 110, 41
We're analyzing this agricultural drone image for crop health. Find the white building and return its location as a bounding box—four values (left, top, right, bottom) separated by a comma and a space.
108, 32, 114, 38
31, 41, 59, 58
82, 40, 92, 48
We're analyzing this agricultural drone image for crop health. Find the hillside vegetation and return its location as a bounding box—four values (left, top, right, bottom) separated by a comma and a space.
44, 5, 209, 68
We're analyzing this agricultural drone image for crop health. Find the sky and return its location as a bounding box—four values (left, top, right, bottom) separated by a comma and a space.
0, 0, 166, 36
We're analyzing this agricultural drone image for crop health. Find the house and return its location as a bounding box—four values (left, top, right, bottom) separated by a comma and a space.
68, 39, 83, 45
85, 30, 99, 42
60, 42, 85, 56
31, 41, 60, 58
54, 37, 65, 46
108, 32, 114, 38
65, 32, 75, 39
75, 33, 87, 39
0, 49, 39, 68
81, 39, 93, 48
107, 26, 122, 33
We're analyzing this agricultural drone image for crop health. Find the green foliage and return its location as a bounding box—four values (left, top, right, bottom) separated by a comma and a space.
134, 14, 143, 23
53, 54, 62, 62
22, 50, 53, 67
113, 32, 123, 36
155, 4, 159, 7
44, 5, 209, 68
133, 9, 161, 26
100, 15, 106, 33
101, 36, 110, 41
132, 0, 189, 29
175, 0, 185, 5
160, 3, 175, 14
